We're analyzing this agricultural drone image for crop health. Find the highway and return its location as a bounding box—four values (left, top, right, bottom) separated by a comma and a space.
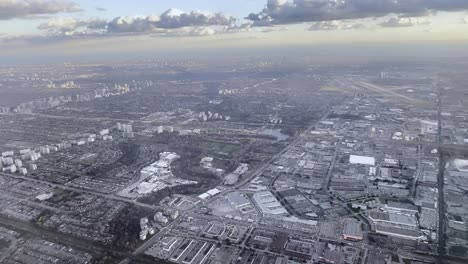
322, 126, 350, 191
236, 106, 336, 191
436, 86, 447, 264
411, 144, 423, 198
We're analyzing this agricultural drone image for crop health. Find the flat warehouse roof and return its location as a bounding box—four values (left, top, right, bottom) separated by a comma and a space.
350, 155, 375, 166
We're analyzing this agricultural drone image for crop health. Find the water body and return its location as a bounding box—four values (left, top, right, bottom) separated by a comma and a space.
257, 128, 290, 141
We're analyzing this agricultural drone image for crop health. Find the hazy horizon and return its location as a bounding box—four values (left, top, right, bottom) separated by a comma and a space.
2, 0, 468, 64
2, 40, 468, 65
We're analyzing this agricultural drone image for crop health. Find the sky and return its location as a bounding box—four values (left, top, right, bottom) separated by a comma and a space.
1, 0, 468, 63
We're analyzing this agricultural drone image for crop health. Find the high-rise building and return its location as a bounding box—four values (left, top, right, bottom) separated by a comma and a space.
1, 151, 14, 157
14, 159, 23, 168
19, 168, 27, 175
19, 149, 31, 155
157, 126, 164, 134
99, 129, 110, 136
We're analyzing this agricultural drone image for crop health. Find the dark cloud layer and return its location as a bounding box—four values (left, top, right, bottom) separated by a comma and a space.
0, 0, 81, 20
247, 0, 468, 25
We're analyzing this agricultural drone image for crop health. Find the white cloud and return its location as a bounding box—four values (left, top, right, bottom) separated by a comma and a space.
107, 16, 160, 33
108, 8, 236, 33
379, 17, 432, 28
0, 0, 81, 20
180, 26, 217, 36
37, 17, 107, 35
224, 23, 252, 33
308, 20, 365, 31
33, 7, 239, 39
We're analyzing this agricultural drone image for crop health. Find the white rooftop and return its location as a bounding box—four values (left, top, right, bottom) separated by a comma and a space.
350, 155, 375, 166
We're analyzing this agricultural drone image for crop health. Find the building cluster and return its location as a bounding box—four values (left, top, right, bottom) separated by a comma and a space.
0, 125, 119, 177
444, 159, 468, 252
200, 157, 225, 176
47, 80, 79, 89
160, 89, 442, 263
224, 163, 248, 185
0, 227, 92, 264
119, 152, 197, 199
269, 114, 283, 124
198, 111, 230, 122
139, 217, 156, 241
117, 122, 134, 138
178, 129, 201, 136
156, 125, 174, 134
1, 148, 42, 175
0, 82, 138, 114
140, 209, 180, 241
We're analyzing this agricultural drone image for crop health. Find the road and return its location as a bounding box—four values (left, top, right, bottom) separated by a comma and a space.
322, 126, 349, 191
411, 144, 423, 198
436, 86, 447, 264
235, 107, 336, 191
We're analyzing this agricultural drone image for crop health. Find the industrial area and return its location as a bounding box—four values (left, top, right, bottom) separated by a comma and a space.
0, 57, 467, 264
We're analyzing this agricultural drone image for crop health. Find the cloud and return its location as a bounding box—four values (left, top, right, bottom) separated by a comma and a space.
247, 0, 468, 25
163, 26, 218, 37
37, 17, 107, 35
158, 8, 235, 29
379, 17, 431, 28
252, 19, 274, 27
96, 7, 106, 12
32, 7, 238, 39
26, 8, 242, 41
224, 23, 252, 33
463, 17, 468, 24
308, 20, 365, 31
108, 8, 236, 33
107, 16, 161, 33
190, 27, 216, 36
259, 26, 288, 33
0, 0, 81, 20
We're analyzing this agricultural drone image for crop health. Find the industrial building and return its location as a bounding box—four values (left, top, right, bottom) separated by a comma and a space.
342, 218, 363, 241
252, 191, 288, 216
349, 155, 376, 166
